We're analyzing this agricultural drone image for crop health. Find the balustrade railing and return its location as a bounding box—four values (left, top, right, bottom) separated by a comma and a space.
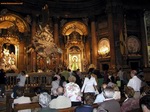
5, 72, 54, 91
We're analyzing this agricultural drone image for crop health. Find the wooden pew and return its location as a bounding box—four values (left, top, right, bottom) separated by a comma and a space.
14, 102, 76, 112
58, 107, 76, 112
13, 102, 99, 112
13, 102, 41, 112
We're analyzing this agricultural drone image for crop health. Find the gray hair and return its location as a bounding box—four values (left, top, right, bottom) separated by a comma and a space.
103, 86, 114, 98
39, 92, 51, 107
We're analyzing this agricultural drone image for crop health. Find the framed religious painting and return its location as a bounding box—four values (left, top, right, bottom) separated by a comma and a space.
126, 36, 141, 54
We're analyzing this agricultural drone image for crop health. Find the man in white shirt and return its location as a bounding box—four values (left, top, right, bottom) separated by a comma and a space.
12, 87, 31, 112
127, 70, 141, 99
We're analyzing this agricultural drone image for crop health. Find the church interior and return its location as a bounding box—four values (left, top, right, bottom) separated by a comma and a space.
0, 0, 150, 112
0, 0, 150, 73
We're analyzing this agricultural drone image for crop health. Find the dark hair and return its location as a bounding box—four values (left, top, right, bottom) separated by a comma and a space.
34, 87, 42, 94
140, 95, 150, 110
84, 93, 95, 105
16, 87, 24, 97
88, 68, 95, 74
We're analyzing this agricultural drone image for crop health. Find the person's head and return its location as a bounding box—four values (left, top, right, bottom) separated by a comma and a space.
39, 92, 51, 108
140, 95, 150, 112
88, 68, 95, 74
140, 85, 150, 97
57, 86, 64, 95
124, 86, 135, 98
68, 75, 76, 82
100, 83, 107, 92
84, 93, 95, 105
16, 87, 24, 97
103, 86, 114, 99
21, 71, 26, 76
130, 70, 137, 77
34, 87, 42, 95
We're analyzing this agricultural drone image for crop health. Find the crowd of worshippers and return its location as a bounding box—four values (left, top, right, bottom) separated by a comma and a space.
5, 65, 150, 112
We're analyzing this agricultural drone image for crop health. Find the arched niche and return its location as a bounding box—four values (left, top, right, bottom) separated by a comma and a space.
0, 37, 19, 72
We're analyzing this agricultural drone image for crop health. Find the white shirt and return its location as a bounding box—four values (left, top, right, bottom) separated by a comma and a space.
127, 76, 141, 91
94, 92, 105, 103
49, 95, 71, 109
81, 76, 97, 93
17, 74, 26, 87
12, 96, 31, 112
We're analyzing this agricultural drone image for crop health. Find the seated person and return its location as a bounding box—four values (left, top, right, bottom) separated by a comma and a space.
64, 75, 82, 106
113, 85, 121, 101
121, 86, 139, 112
140, 85, 150, 97
32, 87, 42, 102
75, 93, 95, 112
12, 87, 31, 112
140, 95, 150, 112
38, 92, 58, 112
94, 83, 107, 103
97, 86, 120, 112
49, 86, 71, 109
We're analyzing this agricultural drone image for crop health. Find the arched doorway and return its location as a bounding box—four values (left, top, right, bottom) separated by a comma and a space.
62, 21, 88, 71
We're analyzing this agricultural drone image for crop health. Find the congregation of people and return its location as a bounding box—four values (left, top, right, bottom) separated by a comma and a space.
0, 64, 150, 112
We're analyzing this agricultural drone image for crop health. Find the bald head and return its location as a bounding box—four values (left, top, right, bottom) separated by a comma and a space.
57, 87, 64, 95
130, 70, 137, 77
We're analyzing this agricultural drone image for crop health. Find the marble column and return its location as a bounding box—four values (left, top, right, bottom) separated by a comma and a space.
90, 17, 98, 67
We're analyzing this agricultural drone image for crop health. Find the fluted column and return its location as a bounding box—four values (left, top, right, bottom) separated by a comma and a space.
90, 17, 98, 67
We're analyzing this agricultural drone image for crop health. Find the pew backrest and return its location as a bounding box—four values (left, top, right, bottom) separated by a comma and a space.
13, 102, 40, 112
13, 102, 99, 112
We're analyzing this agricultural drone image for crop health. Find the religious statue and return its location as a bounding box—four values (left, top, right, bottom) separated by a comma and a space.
71, 56, 79, 71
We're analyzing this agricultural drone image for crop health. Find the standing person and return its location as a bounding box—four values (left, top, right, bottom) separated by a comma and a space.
61, 67, 70, 81
127, 70, 141, 99
64, 75, 82, 106
117, 68, 124, 91
17, 71, 27, 87
11, 71, 27, 98
0, 69, 6, 97
81, 72, 98, 96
